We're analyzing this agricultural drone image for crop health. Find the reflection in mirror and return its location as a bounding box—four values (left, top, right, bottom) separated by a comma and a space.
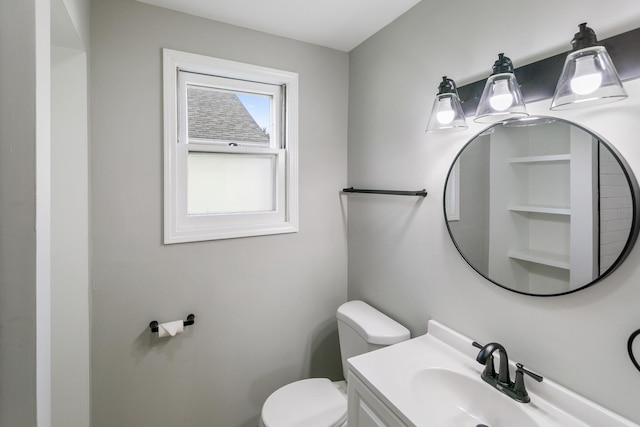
445, 116, 640, 296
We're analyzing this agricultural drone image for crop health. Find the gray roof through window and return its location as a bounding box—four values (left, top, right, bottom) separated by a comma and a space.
188, 86, 270, 144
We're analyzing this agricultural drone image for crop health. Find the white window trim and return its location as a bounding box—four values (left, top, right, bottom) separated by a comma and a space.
163, 49, 299, 243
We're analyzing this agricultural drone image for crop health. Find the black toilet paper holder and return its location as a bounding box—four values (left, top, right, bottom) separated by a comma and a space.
149, 314, 195, 333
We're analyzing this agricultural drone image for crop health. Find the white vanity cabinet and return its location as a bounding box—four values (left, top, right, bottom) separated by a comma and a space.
347, 371, 408, 427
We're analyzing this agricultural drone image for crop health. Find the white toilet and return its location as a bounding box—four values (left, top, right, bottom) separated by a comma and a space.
259, 300, 410, 427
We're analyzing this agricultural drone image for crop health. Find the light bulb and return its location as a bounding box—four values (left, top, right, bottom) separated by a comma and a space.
436, 98, 455, 124
570, 55, 602, 95
489, 79, 514, 111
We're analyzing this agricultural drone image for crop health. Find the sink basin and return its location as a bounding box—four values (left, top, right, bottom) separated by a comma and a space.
411, 368, 538, 427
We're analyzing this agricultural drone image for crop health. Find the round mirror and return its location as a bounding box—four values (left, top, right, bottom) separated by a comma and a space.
444, 116, 640, 296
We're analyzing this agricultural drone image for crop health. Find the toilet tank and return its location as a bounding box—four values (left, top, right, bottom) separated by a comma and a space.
336, 300, 410, 380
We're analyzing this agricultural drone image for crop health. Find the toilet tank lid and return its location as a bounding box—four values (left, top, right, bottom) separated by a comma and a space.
336, 300, 410, 345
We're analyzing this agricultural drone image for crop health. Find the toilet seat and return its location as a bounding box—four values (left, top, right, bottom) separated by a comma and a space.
260, 378, 347, 427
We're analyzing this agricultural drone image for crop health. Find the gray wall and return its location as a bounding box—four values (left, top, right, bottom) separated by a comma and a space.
0, 1, 38, 426
447, 137, 490, 273
348, 0, 640, 423
90, 1, 348, 426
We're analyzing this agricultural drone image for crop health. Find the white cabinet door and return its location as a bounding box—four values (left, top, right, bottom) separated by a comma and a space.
357, 399, 387, 427
347, 372, 408, 427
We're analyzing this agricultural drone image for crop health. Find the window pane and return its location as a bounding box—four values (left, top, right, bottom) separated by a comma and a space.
187, 152, 276, 215
187, 85, 271, 145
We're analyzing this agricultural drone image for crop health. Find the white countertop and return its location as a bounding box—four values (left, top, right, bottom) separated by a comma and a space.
347, 320, 639, 427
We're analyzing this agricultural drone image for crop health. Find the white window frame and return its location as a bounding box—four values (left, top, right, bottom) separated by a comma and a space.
163, 49, 299, 244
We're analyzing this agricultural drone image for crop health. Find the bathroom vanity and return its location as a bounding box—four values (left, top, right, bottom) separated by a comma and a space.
347, 320, 640, 427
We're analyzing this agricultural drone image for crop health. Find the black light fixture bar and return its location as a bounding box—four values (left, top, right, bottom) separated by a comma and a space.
457, 26, 640, 116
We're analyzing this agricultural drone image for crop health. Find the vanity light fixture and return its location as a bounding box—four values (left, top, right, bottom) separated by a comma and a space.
426, 76, 467, 132
551, 23, 627, 110
475, 53, 528, 123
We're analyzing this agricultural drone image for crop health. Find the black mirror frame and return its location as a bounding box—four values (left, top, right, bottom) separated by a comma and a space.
443, 116, 640, 297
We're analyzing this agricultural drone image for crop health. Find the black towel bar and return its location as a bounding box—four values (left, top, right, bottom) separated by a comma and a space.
342, 187, 427, 197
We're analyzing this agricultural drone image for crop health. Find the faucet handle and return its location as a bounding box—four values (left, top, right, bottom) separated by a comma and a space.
516, 363, 543, 382
513, 363, 543, 402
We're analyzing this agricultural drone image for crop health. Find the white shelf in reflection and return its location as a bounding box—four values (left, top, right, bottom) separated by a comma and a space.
508, 205, 571, 215
508, 249, 571, 270
508, 154, 571, 164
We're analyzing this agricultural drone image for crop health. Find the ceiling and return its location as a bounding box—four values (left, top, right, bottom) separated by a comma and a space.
135, 0, 422, 51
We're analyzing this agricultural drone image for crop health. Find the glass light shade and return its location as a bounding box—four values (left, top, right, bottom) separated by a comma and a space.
474, 73, 527, 123
426, 93, 467, 133
551, 46, 627, 110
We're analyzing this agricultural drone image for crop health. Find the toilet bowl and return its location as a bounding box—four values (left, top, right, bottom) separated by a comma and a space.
259, 300, 410, 427
258, 378, 347, 427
